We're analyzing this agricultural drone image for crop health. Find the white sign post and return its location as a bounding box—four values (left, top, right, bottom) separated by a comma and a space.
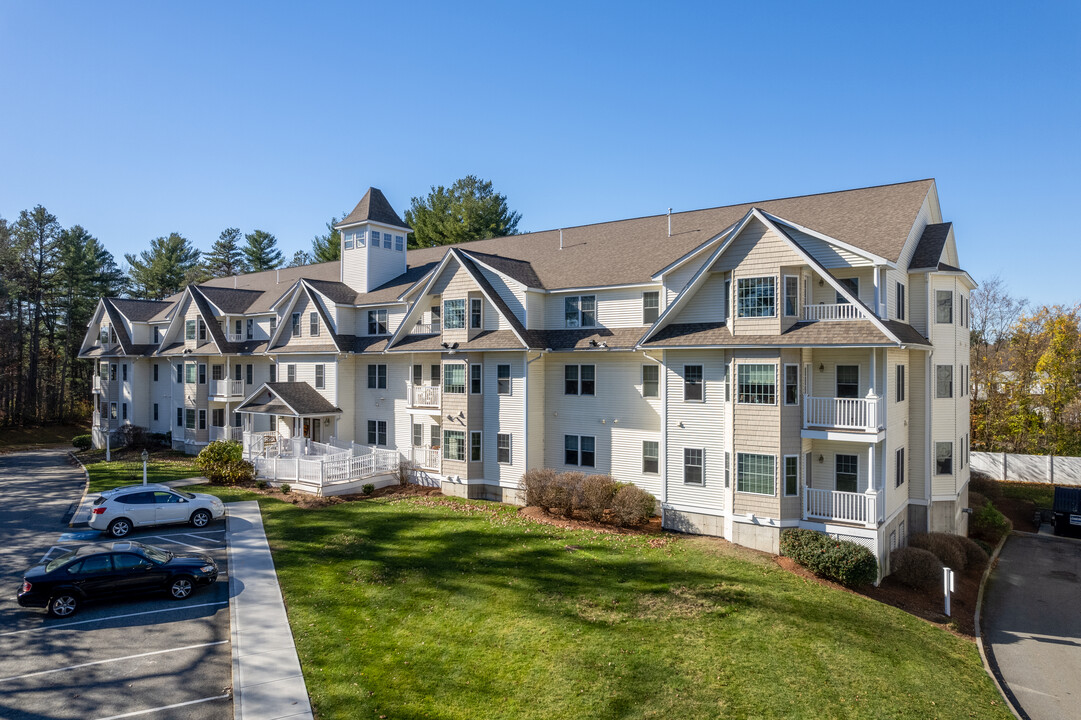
106, 434, 110, 462
141, 449, 149, 486
943, 567, 955, 617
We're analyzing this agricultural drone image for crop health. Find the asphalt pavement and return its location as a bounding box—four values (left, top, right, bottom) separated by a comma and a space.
0, 449, 233, 720
982, 533, 1081, 720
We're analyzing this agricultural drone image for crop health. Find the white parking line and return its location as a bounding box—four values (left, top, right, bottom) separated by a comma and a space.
183, 533, 222, 543
141, 535, 207, 550
0, 601, 229, 637
0, 640, 227, 683
92, 694, 231, 720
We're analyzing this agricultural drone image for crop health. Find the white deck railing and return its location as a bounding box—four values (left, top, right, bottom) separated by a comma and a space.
803, 395, 882, 432
184, 428, 198, 444
802, 303, 862, 321
210, 379, 245, 398
803, 487, 879, 527
226, 332, 244, 342
209, 425, 244, 442
411, 446, 440, 471
252, 447, 401, 492
407, 383, 441, 409
411, 322, 440, 335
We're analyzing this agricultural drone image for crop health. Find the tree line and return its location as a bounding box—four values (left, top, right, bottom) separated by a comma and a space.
0, 176, 520, 426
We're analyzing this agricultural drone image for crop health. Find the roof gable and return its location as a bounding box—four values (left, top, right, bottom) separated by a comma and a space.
336, 187, 410, 230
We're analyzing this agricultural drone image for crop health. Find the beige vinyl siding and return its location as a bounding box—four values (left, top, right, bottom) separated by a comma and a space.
731, 350, 782, 519
884, 267, 908, 321
674, 273, 728, 324
475, 263, 527, 326
806, 349, 875, 399
806, 442, 871, 493
544, 286, 662, 330
149, 360, 172, 434
663, 253, 707, 305
527, 353, 546, 470
182, 300, 217, 352
440, 355, 471, 478
896, 195, 933, 270
664, 350, 726, 512
482, 353, 526, 485
908, 352, 929, 501
782, 226, 872, 268
884, 348, 909, 519
336, 355, 355, 443
811, 268, 876, 309
929, 272, 969, 498
275, 295, 335, 350
355, 356, 408, 450
909, 273, 928, 336
525, 290, 545, 329
777, 349, 804, 520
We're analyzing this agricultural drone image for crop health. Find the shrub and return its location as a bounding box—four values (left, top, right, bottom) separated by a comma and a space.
578, 474, 618, 521
256, 480, 268, 490
551, 472, 586, 517
362, 483, 375, 496
890, 547, 943, 590
522, 468, 558, 508
397, 459, 413, 486
72, 434, 92, 451
780, 529, 878, 588
280, 483, 291, 494
969, 472, 1001, 502
610, 484, 657, 527
117, 424, 148, 449
955, 535, 989, 569
196, 440, 252, 485
148, 432, 171, 449
970, 502, 1012, 544
973, 538, 994, 556
968, 491, 988, 509
909, 532, 966, 571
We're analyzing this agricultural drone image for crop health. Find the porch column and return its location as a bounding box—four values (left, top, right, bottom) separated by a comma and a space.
872, 266, 880, 318
867, 443, 876, 493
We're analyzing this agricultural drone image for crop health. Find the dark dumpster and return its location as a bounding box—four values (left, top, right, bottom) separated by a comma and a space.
1052, 487, 1081, 539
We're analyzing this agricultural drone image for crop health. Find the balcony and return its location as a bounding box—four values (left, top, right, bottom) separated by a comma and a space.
226, 332, 244, 342
93, 376, 102, 393
803, 487, 880, 527
210, 425, 244, 443
407, 383, 441, 409
210, 379, 245, 399
184, 428, 198, 444
410, 446, 440, 471
410, 321, 441, 335
803, 395, 883, 433
802, 303, 862, 321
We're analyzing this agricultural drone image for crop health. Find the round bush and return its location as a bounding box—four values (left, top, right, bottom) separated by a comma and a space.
955, 535, 989, 569
578, 474, 618, 521
780, 529, 878, 588
970, 502, 1012, 544
909, 532, 966, 571
610, 484, 657, 526
551, 472, 586, 517
72, 434, 92, 451
196, 440, 250, 485
362, 483, 375, 495
890, 547, 943, 590
521, 468, 558, 508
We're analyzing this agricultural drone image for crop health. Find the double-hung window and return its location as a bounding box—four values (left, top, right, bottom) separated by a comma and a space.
247, 318, 254, 340
470, 364, 482, 394
370, 231, 381, 249
784, 276, 799, 316
287, 364, 296, 382
344, 233, 354, 250
784, 456, 799, 496
185, 319, 196, 340
367, 420, 387, 446
737, 364, 776, 404
897, 365, 906, 402
936, 442, 953, 475
412, 423, 423, 447
269, 364, 276, 382
497, 364, 511, 395
642, 291, 660, 324
309, 312, 319, 336
564, 435, 595, 467
315, 364, 325, 389
383, 233, 391, 249
444, 430, 465, 461
783, 364, 799, 405
564, 295, 596, 328
368, 364, 387, 389
936, 365, 953, 398
642, 365, 659, 398
835, 454, 858, 492
896, 282, 906, 321
185, 408, 196, 430
176, 364, 183, 384
470, 298, 482, 329
470, 431, 482, 462
737, 453, 775, 495
836, 365, 859, 398
291, 312, 301, 336
896, 447, 906, 487
395, 235, 404, 251
444, 299, 465, 329
936, 290, 953, 323
185, 362, 197, 384
643, 441, 659, 474
564, 365, 595, 395
368, 309, 388, 335
683, 365, 703, 402
684, 448, 704, 485
198, 318, 207, 341
153, 364, 159, 382
497, 434, 511, 464
737, 277, 775, 317
198, 364, 207, 384
444, 364, 466, 394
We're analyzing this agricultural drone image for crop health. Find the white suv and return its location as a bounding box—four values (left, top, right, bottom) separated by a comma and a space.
89, 484, 226, 538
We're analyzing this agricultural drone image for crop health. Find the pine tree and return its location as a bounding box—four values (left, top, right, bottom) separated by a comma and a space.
311, 213, 345, 263
405, 176, 521, 248
13, 206, 61, 422
287, 249, 312, 267
242, 229, 283, 272
205, 227, 246, 277
125, 233, 201, 300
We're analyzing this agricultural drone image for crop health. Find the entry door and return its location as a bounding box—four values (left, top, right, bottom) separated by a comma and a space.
302, 418, 311, 438
312, 419, 322, 443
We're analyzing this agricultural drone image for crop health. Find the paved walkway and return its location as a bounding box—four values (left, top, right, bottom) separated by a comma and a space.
227, 501, 314, 720
982, 533, 1081, 719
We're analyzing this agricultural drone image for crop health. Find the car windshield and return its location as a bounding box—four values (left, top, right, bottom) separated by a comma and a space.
45, 549, 78, 573
177, 491, 196, 500
141, 545, 172, 564
92, 495, 106, 506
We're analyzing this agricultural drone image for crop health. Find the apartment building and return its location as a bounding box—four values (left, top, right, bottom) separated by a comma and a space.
80, 180, 974, 571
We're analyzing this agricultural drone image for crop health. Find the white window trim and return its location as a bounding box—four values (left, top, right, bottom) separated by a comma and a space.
783, 274, 799, 317
563, 434, 596, 467
835, 453, 860, 492
736, 363, 778, 406
470, 297, 483, 330
443, 299, 466, 330
497, 433, 512, 464
683, 364, 704, 403
469, 430, 482, 462
783, 454, 799, 497
563, 295, 597, 329
564, 364, 597, 397
783, 363, 799, 406
642, 290, 660, 324
496, 364, 512, 396
683, 447, 704, 486
642, 440, 660, 475
641, 364, 660, 398
469, 363, 483, 395
736, 276, 777, 318
735, 452, 777, 496
315, 364, 325, 390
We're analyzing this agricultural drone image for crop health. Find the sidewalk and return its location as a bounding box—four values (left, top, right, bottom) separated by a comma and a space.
227, 501, 313, 720
68, 476, 209, 527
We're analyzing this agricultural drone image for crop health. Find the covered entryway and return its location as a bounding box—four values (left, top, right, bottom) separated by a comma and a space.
236, 381, 342, 455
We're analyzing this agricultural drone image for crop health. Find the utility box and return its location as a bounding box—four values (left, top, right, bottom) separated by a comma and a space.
1052, 487, 1081, 539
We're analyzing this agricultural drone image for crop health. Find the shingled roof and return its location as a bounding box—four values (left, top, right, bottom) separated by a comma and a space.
336, 187, 410, 230
910, 222, 952, 269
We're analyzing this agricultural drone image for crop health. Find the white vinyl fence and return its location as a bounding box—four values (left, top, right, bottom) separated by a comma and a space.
970, 451, 1081, 486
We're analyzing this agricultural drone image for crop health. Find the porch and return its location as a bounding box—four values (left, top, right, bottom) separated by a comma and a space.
800, 441, 886, 527
243, 431, 402, 495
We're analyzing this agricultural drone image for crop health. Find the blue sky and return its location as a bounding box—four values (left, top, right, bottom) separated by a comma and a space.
1, 1, 1077, 305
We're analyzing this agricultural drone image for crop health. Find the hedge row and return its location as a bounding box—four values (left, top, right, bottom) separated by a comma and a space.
779, 528, 878, 588
521, 469, 657, 526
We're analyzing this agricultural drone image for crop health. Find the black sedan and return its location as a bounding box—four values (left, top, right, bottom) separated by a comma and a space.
17, 541, 218, 617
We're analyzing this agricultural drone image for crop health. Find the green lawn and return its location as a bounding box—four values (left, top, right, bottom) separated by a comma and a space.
195, 493, 1010, 720
81, 449, 203, 494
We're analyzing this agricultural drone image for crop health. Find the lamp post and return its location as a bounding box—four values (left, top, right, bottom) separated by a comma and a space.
141, 449, 149, 486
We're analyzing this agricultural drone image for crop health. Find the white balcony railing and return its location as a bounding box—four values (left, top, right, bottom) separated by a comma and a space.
184, 428, 198, 444
411, 322, 441, 335
803, 395, 882, 432
210, 379, 245, 398
411, 446, 440, 471
803, 487, 879, 527
210, 425, 244, 442
407, 382, 441, 409
93, 376, 102, 393
225, 332, 244, 342
802, 303, 862, 321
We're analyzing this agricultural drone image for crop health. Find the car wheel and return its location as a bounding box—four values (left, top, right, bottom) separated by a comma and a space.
48, 593, 78, 618
108, 518, 131, 538
190, 509, 211, 528
169, 576, 194, 600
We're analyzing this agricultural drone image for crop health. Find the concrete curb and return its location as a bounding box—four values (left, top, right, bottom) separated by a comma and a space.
66, 452, 90, 528
974, 533, 1025, 720
227, 505, 242, 720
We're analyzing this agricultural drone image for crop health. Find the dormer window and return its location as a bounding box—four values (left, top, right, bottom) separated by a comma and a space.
395, 235, 404, 251
185, 320, 196, 340
736, 278, 775, 318
309, 312, 319, 336
356, 230, 366, 247
444, 300, 465, 329
100, 326, 109, 344
564, 295, 596, 328
198, 318, 207, 341
642, 292, 659, 324
153, 327, 161, 343
344, 233, 354, 250
368, 309, 388, 335
291, 312, 301, 336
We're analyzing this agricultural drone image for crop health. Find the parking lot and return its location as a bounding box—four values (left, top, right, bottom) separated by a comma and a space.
0, 450, 233, 720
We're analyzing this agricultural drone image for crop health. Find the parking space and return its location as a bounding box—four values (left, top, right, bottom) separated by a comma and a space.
0, 451, 234, 720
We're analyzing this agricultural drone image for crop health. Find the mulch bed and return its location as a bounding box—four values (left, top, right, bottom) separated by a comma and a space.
239, 481, 442, 509
995, 496, 1038, 532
